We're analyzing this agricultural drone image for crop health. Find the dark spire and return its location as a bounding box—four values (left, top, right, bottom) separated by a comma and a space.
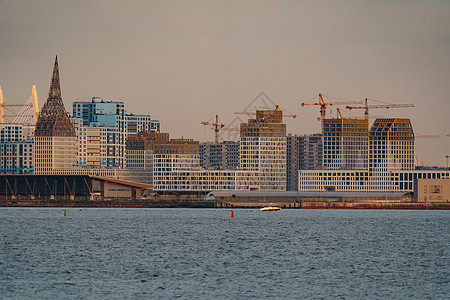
48, 55, 62, 100
35, 56, 76, 137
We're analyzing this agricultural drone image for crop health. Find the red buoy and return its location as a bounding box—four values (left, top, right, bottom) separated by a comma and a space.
231, 210, 234, 218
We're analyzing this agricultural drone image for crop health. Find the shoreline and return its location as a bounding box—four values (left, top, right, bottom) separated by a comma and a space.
1, 199, 449, 209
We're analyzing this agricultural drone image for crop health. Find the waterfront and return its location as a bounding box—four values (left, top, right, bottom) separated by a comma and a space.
1, 208, 449, 299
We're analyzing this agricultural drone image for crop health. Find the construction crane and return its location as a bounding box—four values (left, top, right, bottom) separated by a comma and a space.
301, 93, 362, 120
234, 105, 297, 118
415, 134, 441, 139
201, 115, 238, 144
346, 98, 414, 119
332, 107, 382, 120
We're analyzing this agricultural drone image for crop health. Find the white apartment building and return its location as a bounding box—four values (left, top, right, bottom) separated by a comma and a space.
240, 109, 287, 191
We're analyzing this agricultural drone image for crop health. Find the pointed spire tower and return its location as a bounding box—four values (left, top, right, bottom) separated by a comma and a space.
34, 56, 77, 174
35, 56, 75, 137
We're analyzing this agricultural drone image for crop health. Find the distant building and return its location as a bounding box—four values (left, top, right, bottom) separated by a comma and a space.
322, 118, 368, 170
72, 97, 160, 133
71, 97, 160, 169
298, 117, 448, 193
240, 109, 286, 191
414, 178, 450, 202
33, 57, 119, 178
34, 57, 77, 175
369, 118, 414, 172
286, 133, 322, 191
0, 124, 34, 174
200, 141, 239, 170
124, 108, 287, 192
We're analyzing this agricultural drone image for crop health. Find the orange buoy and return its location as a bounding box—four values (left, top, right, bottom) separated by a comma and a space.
231, 210, 234, 218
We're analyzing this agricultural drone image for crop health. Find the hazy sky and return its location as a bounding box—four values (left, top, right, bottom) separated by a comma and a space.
0, 0, 449, 165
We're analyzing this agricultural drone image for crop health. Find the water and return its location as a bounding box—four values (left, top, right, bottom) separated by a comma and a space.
0, 208, 449, 299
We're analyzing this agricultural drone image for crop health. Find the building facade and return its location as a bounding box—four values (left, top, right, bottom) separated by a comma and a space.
73, 97, 160, 134
0, 124, 34, 174
34, 57, 77, 175
200, 141, 239, 170
322, 118, 368, 170
71, 97, 161, 169
240, 109, 286, 191
123, 109, 287, 192
298, 117, 446, 193
286, 133, 323, 191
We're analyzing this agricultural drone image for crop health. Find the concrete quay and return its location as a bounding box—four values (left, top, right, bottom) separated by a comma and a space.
1, 198, 449, 209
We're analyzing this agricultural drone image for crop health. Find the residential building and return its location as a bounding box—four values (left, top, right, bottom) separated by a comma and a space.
322, 118, 368, 170
240, 109, 287, 191
0, 124, 34, 174
72, 97, 160, 134
200, 141, 239, 170
286, 133, 323, 191
298, 117, 447, 193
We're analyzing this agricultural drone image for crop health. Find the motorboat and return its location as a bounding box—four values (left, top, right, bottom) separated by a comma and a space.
260, 206, 281, 211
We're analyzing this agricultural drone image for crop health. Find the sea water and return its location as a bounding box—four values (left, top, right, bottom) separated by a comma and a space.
0, 208, 448, 299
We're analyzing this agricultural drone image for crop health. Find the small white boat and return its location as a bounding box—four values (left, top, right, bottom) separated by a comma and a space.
260, 206, 281, 211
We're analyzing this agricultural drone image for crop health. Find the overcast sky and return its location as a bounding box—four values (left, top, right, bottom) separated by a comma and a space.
0, 0, 449, 165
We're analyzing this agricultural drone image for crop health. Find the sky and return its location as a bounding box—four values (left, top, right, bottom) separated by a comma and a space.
0, 0, 449, 166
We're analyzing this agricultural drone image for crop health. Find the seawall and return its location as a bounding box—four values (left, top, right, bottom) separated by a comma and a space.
1, 199, 449, 209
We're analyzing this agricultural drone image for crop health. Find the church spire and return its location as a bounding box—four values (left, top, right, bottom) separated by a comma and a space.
48, 55, 62, 100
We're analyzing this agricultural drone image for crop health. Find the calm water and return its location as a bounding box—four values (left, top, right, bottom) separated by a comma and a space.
0, 208, 449, 299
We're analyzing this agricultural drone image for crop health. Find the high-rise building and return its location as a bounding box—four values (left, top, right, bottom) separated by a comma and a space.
286, 133, 323, 191
240, 109, 286, 191
299, 117, 426, 192
123, 108, 288, 192
71, 97, 161, 169
34, 57, 77, 174
369, 118, 414, 172
322, 118, 368, 170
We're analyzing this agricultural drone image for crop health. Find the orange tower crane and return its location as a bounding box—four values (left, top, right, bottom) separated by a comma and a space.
301, 93, 362, 120
346, 98, 414, 119
335, 107, 383, 120
201, 115, 239, 143
415, 134, 441, 139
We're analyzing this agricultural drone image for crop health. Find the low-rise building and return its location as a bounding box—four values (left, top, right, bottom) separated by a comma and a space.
414, 178, 450, 202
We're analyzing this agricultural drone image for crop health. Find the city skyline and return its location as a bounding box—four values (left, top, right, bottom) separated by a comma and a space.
0, 0, 449, 166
